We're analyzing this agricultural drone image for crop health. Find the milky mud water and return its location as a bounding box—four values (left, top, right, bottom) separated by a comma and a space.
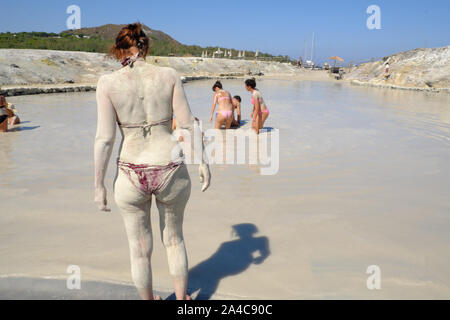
0, 79, 449, 299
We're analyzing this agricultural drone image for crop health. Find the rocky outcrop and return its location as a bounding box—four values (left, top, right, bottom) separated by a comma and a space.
0, 49, 120, 86
0, 49, 299, 88
346, 46, 450, 91
146, 56, 298, 78
0, 78, 230, 96
0, 84, 97, 96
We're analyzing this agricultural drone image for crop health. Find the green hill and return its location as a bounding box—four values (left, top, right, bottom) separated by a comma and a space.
0, 24, 282, 59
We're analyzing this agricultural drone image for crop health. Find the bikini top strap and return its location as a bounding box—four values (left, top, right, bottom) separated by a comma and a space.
118, 118, 172, 130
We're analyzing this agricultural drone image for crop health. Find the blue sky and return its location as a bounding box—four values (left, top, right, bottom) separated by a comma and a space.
1, 0, 449, 64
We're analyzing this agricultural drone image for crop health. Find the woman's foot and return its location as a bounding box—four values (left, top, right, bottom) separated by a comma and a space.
138, 289, 162, 300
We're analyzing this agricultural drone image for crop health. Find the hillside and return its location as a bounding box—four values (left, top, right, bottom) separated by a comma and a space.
61, 24, 181, 45
347, 46, 450, 90
0, 24, 278, 59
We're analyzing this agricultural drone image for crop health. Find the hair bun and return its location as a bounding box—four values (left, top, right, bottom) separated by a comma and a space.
110, 22, 150, 61
127, 23, 144, 41
212, 80, 223, 91
127, 22, 139, 31
244, 78, 257, 89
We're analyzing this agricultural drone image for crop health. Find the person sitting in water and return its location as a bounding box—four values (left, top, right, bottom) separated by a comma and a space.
231, 95, 242, 128
245, 78, 269, 134
209, 81, 233, 129
7, 104, 20, 126
0, 95, 17, 133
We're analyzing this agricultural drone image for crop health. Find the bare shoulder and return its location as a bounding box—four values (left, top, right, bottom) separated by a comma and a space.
253, 90, 262, 98
139, 65, 180, 84
158, 66, 180, 81
97, 73, 114, 89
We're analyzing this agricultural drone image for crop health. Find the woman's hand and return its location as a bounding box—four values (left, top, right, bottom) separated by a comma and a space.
199, 163, 211, 192
209, 115, 213, 122
95, 186, 111, 212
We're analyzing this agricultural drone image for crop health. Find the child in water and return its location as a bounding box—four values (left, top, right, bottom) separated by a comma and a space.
231, 95, 242, 128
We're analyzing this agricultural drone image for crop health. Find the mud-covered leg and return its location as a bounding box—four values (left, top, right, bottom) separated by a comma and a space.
155, 164, 192, 300
115, 173, 156, 300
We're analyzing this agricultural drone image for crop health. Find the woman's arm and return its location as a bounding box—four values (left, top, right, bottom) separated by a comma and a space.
171, 69, 210, 192
209, 94, 218, 122
254, 100, 261, 115
94, 76, 117, 211
253, 92, 261, 116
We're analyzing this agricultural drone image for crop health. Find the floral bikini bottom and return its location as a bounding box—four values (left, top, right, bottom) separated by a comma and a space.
118, 159, 184, 196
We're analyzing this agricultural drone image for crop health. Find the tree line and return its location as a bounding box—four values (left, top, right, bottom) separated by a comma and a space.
0, 31, 289, 61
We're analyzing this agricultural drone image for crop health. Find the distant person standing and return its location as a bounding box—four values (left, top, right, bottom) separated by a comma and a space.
384, 62, 390, 79
338, 68, 344, 80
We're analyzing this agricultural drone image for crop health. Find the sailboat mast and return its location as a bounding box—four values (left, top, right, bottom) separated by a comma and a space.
303, 39, 307, 61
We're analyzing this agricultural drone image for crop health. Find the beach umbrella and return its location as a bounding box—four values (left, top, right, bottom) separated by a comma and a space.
329, 56, 344, 66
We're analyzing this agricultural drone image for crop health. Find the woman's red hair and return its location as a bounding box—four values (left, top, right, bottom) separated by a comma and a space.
109, 23, 150, 61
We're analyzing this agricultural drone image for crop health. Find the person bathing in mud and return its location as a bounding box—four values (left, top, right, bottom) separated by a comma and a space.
245, 78, 269, 134
209, 81, 233, 129
0, 96, 20, 132
94, 23, 210, 301
231, 95, 242, 128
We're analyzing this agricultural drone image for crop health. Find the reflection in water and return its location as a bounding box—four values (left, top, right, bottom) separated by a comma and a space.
356, 86, 450, 144
0, 92, 98, 187
185, 223, 270, 300
0, 131, 19, 178
0, 118, 40, 183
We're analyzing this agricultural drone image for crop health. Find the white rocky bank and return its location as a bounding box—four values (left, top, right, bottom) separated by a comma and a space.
346, 46, 450, 91
0, 49, 299, 87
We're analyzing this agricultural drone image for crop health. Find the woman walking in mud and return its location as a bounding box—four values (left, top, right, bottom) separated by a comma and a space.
94, 23, 210, 300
